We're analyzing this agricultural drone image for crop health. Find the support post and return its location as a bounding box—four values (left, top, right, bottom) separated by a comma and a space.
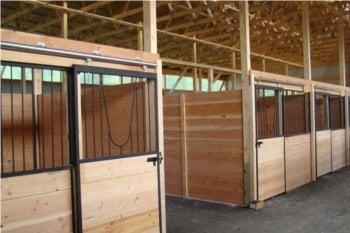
61, 1, 68, 39
240, 1, 257, 205
193, 36, 199, 92
208, 68, 213, 92
143, 1, 157, 53
302, 1, 316, 181
228, 51, 236, 90
338, 5, 349, 166
138, 21, 144, 51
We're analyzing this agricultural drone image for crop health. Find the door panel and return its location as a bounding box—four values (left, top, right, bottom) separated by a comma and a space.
316, 130, 332, 177
257, 137, 285, 201
80, 155, 159, 233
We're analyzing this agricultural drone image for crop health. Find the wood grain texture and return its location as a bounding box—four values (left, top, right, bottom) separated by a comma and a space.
1, 170, 73, 233
80, 155, 159, 233
331, 129, 346, 171
316, 130, 332, 177
257, 137, 285, 201
164, 91, 244, 204
285, 134, 312, 191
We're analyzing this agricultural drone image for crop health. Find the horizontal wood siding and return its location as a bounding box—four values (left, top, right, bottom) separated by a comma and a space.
331, 129, 346, 171
1, 170, 73, 233
285, 134, 312, 191
258, 137, 285, 201
80, 156, 159, 233
164, 91, 244, 205
316, 130, 332, 177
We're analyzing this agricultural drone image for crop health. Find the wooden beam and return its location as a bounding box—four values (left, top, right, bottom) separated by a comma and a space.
240, 1, 257, 205
1, 5, 38, 25
143, 1, 157, 54
61, 1, 68, 39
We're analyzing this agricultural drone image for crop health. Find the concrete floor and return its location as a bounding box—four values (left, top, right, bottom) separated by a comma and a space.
166, 167, 350, 233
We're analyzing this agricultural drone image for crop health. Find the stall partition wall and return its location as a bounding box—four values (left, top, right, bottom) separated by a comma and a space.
164, 91, 244, 205
256, 87, 312, 201
1, 63, 162, 233
1, 65, 73, 233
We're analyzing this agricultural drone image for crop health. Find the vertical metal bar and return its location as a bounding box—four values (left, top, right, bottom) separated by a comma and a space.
99, 74, 104, 157
130, 77, 134, 154
60, 71, 64, 166
21, 67, 26, 170
51, 70, 55, 168
91, 73, 96, 158
142, 78, 146, 152
0, 66, 5, 173
148, 80, 152, 150
31, 68, 37, 170
83, 73, 88, 158
42, 70, 45, 168
136, 77, 140, 153
10, 66, 15, 172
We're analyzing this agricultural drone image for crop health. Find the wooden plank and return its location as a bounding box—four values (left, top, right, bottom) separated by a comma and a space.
285, 134, 312, 191
257, 137, 285, 201
316, 130, 332, 177
180, 94, 188, 197
331, 129, 346, 171
1, 170, 71, 200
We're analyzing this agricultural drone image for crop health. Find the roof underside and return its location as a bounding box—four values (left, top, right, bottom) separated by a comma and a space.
1, 1, 350, 82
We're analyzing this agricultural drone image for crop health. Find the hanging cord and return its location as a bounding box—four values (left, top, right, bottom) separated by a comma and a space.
101, 77, 137, 154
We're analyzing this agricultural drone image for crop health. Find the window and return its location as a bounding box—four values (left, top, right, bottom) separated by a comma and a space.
1, 63, 70, 176
165, 74, 193, 91
78, 67, 157, 160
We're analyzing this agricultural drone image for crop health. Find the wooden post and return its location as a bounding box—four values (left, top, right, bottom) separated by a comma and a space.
262, 56, 266, 72
61, 1, 68, 39
228, 51, 236, 90
338, 5, 349, 166
193, 37, 199, 92
302, 1, 316, 181
208, 68, 213, 92
156, 59, 166, 233
180, 94, 188, 196
138, 21, 144, 51
240, 1, 257, 205
143, 1, 157, 53
199, 68, 202, 91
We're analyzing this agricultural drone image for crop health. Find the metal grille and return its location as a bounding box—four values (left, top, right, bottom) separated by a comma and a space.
283, 90, 310, 136
315, 93, 329, 131
1, 63, 70, 177
329, 95, 345, 129
79, 71, 157, 160
256, 87, 281, 139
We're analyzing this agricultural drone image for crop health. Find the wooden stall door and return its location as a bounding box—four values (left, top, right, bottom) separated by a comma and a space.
80, 156, 160, 233
257, 137, 285, 201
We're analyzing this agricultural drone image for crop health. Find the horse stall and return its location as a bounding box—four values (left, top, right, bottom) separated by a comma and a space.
255, 85, 312, 201
164, 91, 244, 205
315, 93, 346, 177
1, 30, 164, 233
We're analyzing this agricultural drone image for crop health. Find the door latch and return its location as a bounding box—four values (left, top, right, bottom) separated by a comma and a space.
256, 141, 263, 148
147, 152, 163, 166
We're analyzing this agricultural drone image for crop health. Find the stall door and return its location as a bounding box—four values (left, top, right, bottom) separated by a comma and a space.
255, 87, 285, 201
73, 65, 162, 233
